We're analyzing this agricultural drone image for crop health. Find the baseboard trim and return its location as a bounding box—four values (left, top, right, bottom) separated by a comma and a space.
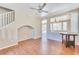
34, 36, 41, 39
0, 42, 18, 50
18, 38, 34, 43
18, 38, 34, 42
0, 36, 41, 50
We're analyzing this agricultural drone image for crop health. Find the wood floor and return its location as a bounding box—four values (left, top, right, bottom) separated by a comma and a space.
0, 39, 79, 55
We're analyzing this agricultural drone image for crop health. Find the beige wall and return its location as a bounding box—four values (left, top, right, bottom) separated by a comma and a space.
70, 10, 79, 33
0, 4, 42, 49
15, 11, 41, 40
70, 10, 79, 45
0, 22, 18, 49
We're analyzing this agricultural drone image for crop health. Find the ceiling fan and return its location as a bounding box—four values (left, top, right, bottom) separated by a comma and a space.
30, 3, 48, 13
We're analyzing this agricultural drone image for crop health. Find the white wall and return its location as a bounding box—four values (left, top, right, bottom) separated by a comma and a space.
0, 22, 18, 49
18, 26, 33, 41
0, 4, 42, 49
70, 11, 79, 33
70, 10, 79, 45
15, 11, 41, 40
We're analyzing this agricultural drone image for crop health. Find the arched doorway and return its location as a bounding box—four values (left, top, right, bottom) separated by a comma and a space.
18, 25, 35, 41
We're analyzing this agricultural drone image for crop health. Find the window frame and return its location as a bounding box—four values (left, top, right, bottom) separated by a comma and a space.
42, 19, 47, 33
50, 15, 71, 32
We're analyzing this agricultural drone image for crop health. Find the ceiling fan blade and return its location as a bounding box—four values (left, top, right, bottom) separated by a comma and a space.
39, 3, 46, 10
30, 7, 48, 13
30, 7, 38, 10
30, 7, 41, 13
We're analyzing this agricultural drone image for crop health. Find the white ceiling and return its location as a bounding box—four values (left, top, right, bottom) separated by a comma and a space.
0, 3, 79, 17
44, 3, 79, 17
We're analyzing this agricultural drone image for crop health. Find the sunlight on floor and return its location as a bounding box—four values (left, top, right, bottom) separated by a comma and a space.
41, 32, 48, 54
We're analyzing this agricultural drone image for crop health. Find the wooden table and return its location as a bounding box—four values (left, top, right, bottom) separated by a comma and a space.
60, 32, 78, 48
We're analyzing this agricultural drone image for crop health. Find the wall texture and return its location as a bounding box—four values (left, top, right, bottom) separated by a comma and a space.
0, 4, 42, 49
15, 11, 41, 40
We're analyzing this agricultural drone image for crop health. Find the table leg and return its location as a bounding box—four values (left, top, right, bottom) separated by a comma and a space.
66, 35, 68, 48
62, 34, 63, 44
73, 35, 75, 48
68, 35, 70, 41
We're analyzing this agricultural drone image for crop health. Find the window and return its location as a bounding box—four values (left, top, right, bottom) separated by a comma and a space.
42, 20, 47, 24
42, 19, 47, 33
50, 18, 56, 22
50, 24, 53, 31
51, 23, 62, 31
42, 24, 46, 32
53, 23, 58, 31
62, 22, 67, 31
50, 14, 70, 32
57, 23, 62, 30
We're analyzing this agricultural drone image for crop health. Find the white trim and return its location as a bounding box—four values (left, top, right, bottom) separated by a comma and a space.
18, 38, 33, 42
0, 36, 41, 50
34, 36, 41, 39
0, 42, 18, 50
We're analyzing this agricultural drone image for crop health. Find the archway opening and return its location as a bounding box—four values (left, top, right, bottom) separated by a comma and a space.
18, 25, 35, 41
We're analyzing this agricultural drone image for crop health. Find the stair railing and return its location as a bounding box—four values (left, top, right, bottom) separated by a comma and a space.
0, 11, 15, 29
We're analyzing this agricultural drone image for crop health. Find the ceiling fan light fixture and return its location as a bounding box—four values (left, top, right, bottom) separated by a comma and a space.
30, 3, 48, 13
